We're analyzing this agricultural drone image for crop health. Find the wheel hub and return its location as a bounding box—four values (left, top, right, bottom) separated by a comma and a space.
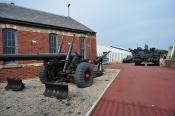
85, 73, 90, 79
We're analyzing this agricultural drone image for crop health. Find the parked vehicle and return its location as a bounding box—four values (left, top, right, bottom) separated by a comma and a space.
111, 45, 168, 66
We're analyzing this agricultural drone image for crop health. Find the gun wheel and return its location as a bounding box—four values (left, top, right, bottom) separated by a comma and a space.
153, 61, 160, 66
135, 61, 141, 66
75, 62, 94, 88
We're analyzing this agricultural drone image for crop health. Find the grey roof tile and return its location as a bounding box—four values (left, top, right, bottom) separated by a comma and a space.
0, 3, 95, 33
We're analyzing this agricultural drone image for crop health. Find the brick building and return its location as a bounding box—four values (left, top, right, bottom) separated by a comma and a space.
0, 3, 96, 82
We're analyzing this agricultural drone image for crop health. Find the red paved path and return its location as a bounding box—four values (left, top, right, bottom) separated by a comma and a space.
91, 64, 175, 116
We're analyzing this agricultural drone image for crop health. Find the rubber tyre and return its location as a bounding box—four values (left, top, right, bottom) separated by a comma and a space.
39, 66, 48, 84
75, 62, 94, 88
153, 61, 160, 66
135, 61, 141, 66
134, 62, 138, 65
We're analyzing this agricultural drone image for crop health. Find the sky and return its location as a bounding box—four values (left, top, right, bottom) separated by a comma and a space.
1, 0, 175, 49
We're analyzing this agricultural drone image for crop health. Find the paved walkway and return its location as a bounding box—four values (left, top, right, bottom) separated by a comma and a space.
91, 64, 175, 116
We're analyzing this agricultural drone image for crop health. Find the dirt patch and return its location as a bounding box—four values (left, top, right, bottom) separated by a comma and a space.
0, 69, 119, 116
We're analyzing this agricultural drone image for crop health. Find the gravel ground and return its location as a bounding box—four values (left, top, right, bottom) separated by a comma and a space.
0, 69, 119, 116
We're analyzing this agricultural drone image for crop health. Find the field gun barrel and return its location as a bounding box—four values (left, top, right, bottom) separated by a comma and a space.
110, 46, 130, 52
0, 53, 75, 61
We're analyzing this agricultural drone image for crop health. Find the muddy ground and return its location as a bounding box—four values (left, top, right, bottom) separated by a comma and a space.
0, 69, 119, 116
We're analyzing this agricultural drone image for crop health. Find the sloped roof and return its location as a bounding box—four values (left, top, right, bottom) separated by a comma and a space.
0, 3, 95, 33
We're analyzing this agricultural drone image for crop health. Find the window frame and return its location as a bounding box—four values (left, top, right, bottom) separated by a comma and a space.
2, 28, 17, 64
80, 36, 86, 59
49, 33, 58, 53
2, 28, 17, 54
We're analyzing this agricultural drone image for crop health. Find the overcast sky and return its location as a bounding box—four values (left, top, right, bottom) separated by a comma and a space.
1, 0, 175, 49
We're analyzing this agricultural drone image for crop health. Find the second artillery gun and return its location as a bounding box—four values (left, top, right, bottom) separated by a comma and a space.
0, 34, 110, 99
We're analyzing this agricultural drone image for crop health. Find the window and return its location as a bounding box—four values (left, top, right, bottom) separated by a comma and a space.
2, 29, 16, 54
49, 33, 58, 53
2, 28, 16, 64
80, 37, 85, 58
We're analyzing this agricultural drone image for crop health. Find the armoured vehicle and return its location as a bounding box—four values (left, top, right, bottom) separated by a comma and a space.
111, 45, 168, 65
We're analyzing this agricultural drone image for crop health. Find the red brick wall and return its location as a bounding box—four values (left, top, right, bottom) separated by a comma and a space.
0, 66, 40, 82
61, 35, 69, 52
17, 31, 49, 54
85, 37, 92, 60
0, 27, 96, 82
90, 37, 97, 60
17, 31, 49, 64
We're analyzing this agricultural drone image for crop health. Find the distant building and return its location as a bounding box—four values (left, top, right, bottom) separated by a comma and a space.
167, 45, 175, 60
97, 45, 132, 63
0, 3, 96, 82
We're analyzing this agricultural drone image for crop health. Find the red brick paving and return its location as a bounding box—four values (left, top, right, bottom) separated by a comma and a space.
91, 64, 175, 116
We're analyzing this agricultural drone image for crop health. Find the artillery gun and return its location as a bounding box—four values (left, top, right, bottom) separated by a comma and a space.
93, 50, 111, 77
0, 34, 108, 99
111, 45, 168, 66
